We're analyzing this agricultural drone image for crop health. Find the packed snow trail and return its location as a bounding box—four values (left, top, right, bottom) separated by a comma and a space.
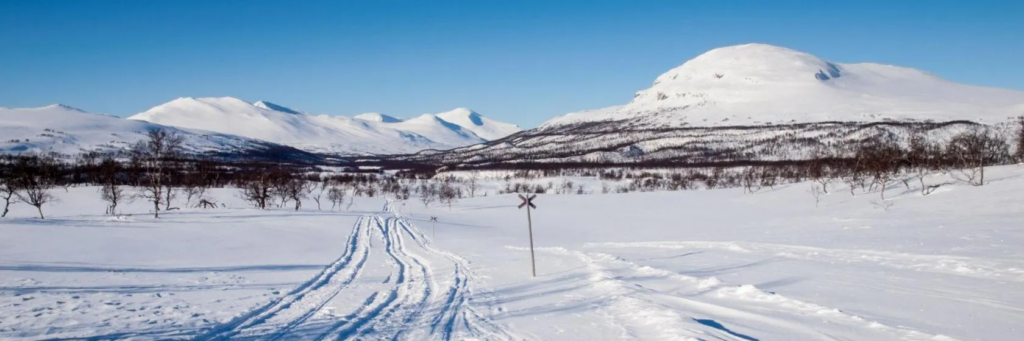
191, 202, 517, 341
493, 245, 959, 341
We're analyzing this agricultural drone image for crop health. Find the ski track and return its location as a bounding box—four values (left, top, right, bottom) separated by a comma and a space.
389, 202, 518, 341
515, 246, 957, 341
192, 215, 373, 341
191, 201, 517, 341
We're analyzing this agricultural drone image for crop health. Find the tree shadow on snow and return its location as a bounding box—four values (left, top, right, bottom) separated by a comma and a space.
694, 318, 759, 341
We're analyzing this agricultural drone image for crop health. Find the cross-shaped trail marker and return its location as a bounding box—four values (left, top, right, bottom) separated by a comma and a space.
518, 194, 538, 277
430, 216, 438, 239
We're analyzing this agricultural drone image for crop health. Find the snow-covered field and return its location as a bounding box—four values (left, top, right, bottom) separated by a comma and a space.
2, 166, 1023, 340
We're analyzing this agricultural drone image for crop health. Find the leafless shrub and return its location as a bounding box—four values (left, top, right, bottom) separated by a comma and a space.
328, 185, 347, 211
1014, 115, 1024, 163
274, 177, 308, 211
238, 166, 278, 209
857, 138, 903, 200
309, 180, 327, 211
0, 155, 20, 218
131, 129, 183, 218
181, 160, 216, 208
438, 180, 461, 210
466, 172, 479, 197
13, 154, 61, 219
808, 184, 823, 207
907, 133, 943, 195
98, 156, 130, 215
946, 129, 1010, 186
419, 181, 437, 208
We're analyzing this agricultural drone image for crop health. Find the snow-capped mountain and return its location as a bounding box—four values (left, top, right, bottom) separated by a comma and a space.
253, 100, 303, 115
128, 97, 520, 155
395, 44, 1024, 167
353, 113, 401, 123
436, 108, 521, 140
544, 43, 1024, 129
0, 104, 318, 161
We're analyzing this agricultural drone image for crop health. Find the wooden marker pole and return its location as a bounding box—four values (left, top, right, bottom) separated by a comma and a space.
518, 194, 538, 277
430, 216, 438, 239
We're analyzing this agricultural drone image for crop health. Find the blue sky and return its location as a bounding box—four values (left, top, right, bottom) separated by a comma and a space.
1, 0, 1022, 128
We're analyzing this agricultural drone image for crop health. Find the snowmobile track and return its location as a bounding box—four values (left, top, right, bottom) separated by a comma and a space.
191, 201, 518, 341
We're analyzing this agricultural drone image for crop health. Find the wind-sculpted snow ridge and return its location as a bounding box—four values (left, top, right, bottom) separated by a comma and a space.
191, 202, 518, 341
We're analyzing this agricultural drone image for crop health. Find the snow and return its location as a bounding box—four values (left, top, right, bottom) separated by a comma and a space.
388, 114, 482, 147
253, 101, 303, 115
436, 108, 522, 141
0, 104, 280, 156
353, 113, 401, 123
2, 165, 1023, 340
543, 43, 1024, 128
128, 98, 520, 155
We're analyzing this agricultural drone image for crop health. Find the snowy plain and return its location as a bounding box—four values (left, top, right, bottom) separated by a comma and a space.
1, 166, 1023, 340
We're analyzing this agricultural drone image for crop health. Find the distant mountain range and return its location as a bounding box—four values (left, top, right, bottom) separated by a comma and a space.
1, 98, 520, 157
5, 43, 1022, 167
392, 44, 1024, 167
0, 104, 324, 162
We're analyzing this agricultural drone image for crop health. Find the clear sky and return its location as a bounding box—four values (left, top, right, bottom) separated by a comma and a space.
1, 0, 1022, 128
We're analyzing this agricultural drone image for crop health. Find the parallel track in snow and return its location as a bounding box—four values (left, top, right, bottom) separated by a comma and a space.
192, 216, 373, 341
191, 202, 517, 341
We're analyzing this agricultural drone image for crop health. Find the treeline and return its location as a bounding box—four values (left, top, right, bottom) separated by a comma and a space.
387, 117, 1023, 170
2, 122, 1022, 218
0, 130, 368, 218
0, 129, 480, 218
446, 123, 1023, 198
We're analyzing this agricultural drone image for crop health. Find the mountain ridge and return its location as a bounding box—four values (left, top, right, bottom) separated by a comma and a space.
127, 97, 520, 155
0, 104, 322, 163
392, 43, 1024, 168
542, 43, 1024, 130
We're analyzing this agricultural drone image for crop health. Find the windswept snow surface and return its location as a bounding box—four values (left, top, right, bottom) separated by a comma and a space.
543, 44, 1024, 128
128, 97, 520, 155
2, 166, 1024, 340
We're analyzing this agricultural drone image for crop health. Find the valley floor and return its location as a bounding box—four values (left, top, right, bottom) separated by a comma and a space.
2, 166, 1023, 340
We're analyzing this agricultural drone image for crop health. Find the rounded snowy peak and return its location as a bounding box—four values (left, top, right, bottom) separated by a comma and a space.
436, 108, 483, 126
657, 44, 840, 86
630, 43, 941, 105
543, 43, 1024, 129
353, 112, 402, 123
